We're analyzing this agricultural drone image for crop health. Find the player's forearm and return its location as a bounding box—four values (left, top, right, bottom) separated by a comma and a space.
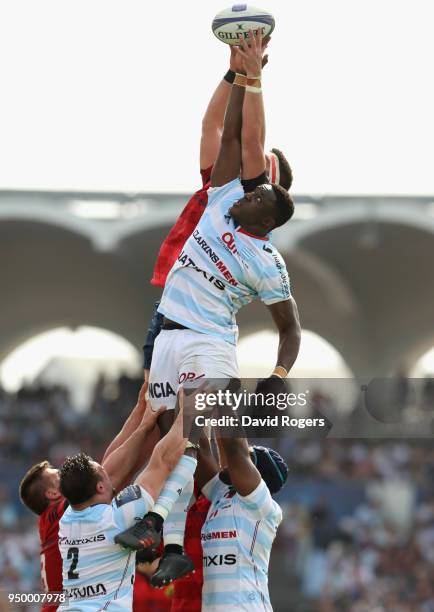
237, 31, 266, 179
222, 83, 245, 142
152, 406, 190, 473
242, 85, 266, 154
114, 426, 160, 491
211, 82, 246, 187
269, 297, 301, 374
220, 436, 261, 496
102, 423, 154, 492
200, 79, 232, 170
202, 79, 232, 133
102, 400, 146, 464
220, 435, 249, 460
195, 433, 219, 489
276, 324, 301, 373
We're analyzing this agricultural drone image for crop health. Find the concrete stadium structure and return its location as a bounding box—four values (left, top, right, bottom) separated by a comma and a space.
1, 190, 433, 377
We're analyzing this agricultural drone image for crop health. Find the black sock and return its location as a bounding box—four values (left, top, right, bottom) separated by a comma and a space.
147, 511, 164, 532
165, 544, 183, 555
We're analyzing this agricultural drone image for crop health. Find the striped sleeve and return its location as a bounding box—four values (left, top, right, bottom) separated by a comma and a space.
109, 485, 154, 534
253, 250, 291, 305
237, 479, 276, 519
201, 474, 228, 502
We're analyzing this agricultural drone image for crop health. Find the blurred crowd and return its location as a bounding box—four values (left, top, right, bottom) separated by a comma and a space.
0, 376, 433, 611
275, 439, 434, 611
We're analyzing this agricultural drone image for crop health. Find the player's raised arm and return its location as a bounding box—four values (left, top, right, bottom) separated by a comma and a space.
241, 33, 269, 178
218, 435, 261, 497
210, 49, 246, 187
200, 48, 240, 170
238, 30, 267, 180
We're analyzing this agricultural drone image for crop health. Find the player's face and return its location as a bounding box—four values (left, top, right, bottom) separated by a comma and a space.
229, 184, 276, 229
45, 468, 60, 490
43, 467, 62, 501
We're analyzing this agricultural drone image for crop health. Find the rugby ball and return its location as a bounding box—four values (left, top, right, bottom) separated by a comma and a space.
212, 5, 275, 46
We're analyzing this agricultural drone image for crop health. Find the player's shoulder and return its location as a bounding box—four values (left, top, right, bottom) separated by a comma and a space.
257, 241, 289, 277
40, 498, 67, 527
60, 502, 109, 526
235, 479, 282, 523
112, 484, 144, 508
245, 238, 286, 275
201, 474, 231, 503
111, 484, 153, 515
258, 239, 284, 261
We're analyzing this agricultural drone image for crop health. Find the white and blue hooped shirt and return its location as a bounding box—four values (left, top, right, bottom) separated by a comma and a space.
158, 178, 291, 345
58, 485, 153, 611
201, 475, 282, 611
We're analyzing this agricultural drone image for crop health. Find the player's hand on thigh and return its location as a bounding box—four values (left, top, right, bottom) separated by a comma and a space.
140, 401, 166, 430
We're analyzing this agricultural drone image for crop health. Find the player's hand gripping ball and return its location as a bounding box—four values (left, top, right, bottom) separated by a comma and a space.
212, 4, 275, 46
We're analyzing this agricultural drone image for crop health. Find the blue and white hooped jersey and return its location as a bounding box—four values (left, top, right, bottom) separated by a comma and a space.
158, 178, 291, 345
58, 485, 153, 612
201, 476, 282, 612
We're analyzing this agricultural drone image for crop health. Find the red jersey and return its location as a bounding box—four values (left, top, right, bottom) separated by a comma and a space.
38, 498, 68, 612
150, 167, 212, 288
171, 493, 211, 612
133, 571, 173, 612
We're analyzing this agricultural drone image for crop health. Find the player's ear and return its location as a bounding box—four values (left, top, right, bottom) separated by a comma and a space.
96, 480, 105, 495
45, 487, 61, 501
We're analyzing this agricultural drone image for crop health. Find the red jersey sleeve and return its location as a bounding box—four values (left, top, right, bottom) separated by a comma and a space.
150, 166, 213, 289
200, 165, 213, 186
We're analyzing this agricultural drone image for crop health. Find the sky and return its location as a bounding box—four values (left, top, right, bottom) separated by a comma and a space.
1, 0, 433, 195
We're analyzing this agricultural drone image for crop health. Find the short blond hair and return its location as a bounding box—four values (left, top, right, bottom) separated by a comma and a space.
19, 460, 51, 515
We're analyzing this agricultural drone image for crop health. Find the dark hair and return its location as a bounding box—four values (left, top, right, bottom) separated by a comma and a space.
271, 184, 294, 228
59, 453, 102, 505
271, 148, 293, 190
19, 460, 52, 515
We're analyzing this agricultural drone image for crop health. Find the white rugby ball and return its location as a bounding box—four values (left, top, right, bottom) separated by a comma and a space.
212, 4, 275, 46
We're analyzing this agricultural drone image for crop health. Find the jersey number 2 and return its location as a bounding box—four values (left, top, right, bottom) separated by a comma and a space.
67, 547, 79, 580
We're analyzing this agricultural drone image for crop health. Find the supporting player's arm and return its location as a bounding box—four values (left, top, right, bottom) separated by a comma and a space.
194, 433, 219, 490
218, 435, 261, 496
102, 401, 165, 493
102, 382, 149, 464
135, 389, 192, 501
268, 296, 301, 374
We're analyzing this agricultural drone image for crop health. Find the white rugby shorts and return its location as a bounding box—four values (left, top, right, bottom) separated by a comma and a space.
148, 329, 239, 411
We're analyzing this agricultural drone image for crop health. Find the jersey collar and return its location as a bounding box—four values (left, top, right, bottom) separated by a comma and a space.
235, 226, 270, 241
